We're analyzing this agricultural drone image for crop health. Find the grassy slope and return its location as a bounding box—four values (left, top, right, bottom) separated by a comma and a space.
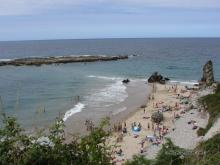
188, 84, 220, 164
197, 84, 220, 136
185, 133, 220, 165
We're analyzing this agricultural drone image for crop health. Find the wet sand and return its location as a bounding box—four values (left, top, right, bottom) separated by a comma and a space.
64, 80, 152, 140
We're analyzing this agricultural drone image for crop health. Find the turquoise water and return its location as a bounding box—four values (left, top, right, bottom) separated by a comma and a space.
0, 38, 220, 128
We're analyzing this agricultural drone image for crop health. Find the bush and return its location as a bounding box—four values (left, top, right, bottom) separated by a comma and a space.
197, 83, 220, 136
185, 133, 220, 165
125, 155, 152, 165
151, 112, 163, 123
0, 114, 113, 165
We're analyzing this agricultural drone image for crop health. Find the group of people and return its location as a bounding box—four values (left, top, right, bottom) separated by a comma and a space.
113, 122, 127, 133
188, 120, 198, 129
131, 122, 142, 131
111, 83, 198, 163
85, 120, 94, 131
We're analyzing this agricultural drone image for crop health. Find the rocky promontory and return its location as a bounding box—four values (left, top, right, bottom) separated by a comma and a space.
201, 60, 215, 86
148, 72, 169, 84
0, 55, 128, 67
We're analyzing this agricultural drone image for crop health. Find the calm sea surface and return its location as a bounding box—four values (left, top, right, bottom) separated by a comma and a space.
0, 38, 220, 128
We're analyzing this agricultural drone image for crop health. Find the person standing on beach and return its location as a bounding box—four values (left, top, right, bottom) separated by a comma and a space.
124, 122, 126, 128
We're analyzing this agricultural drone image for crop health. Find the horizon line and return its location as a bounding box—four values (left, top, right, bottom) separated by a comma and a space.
1, 36, 220, 42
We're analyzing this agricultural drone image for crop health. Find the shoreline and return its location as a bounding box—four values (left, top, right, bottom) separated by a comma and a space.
64, 80, 152, 140
109, 82, 153, 130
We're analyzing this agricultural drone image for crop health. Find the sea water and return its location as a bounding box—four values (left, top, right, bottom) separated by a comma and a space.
0, 38, 220, 129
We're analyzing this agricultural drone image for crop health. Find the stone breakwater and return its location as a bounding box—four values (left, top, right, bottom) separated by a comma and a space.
0, 55, 128, 66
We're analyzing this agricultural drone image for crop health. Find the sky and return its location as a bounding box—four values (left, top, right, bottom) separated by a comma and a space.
0, 0, 220, 41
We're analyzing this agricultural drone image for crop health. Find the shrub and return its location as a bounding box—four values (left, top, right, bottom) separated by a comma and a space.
151, 112, 163, 123
0, 114, 113, 165
197, 83, 220, 136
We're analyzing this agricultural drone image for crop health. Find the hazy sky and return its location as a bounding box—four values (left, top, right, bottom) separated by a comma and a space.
0, 0, 220, 41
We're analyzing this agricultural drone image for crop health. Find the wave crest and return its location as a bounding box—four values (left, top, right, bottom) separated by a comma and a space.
63, 102, 85, 121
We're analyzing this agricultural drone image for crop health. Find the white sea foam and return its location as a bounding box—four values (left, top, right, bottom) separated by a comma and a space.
169, 80, 199, 86
68, 54, 107, 57
0, 59, 12, 62
85, 79, 128, 108
63, 102, 85, 121
88, 75, 123, 81
112, 107, 127, 115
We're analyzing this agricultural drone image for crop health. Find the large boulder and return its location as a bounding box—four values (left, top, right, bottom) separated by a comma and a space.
151, 111, 164, 123
201, 60, 214, 86
148, 72, 169, 84
122, 79, 130, 84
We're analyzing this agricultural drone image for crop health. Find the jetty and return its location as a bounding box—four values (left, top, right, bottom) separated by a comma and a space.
0, 55, 128, 67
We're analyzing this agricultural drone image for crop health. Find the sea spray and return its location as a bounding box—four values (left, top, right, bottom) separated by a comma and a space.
169, 80, 199, 86
88, 75, 123, 81
85, 80, 128, 108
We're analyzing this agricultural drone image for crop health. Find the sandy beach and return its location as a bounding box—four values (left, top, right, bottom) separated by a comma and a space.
64, 80, 152, 140
109, 82, 211, 164
62, 79, 214, 163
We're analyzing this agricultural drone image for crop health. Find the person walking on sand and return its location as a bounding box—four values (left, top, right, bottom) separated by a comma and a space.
148, 123, 150, 129
124, 122, 126, 128
152, 123, 154, 130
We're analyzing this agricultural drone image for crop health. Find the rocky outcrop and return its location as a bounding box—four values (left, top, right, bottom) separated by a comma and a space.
201, 60, 214, 86
148, 72, 169, 84
0, 55, 128, 67
122, 79, 130, 84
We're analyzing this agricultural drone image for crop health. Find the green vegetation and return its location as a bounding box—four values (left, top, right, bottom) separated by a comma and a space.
197, 84, 220, 136
0, 114, 113, 165
184, 133, 220, 165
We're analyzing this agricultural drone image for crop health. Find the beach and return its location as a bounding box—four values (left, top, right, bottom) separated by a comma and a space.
108, 82, 212, 164
61, 78, 213, 163
1, 38, 220, 130
64, 80, 152, 140
62, 79, 214, 163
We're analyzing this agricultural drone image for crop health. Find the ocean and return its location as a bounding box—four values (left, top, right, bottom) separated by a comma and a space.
0, 38, 220, 130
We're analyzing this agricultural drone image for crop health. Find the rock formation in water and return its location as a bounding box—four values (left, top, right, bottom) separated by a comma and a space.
201, 60, 215, 86
148, 72, 169, 84
122, 79, 130, 84
0, 55, 128, 67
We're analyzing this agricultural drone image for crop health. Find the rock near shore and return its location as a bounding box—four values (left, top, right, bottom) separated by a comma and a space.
201, 60, 215, 86
148, 72, 169, 84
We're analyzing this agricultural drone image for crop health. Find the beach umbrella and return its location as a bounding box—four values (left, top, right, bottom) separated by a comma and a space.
133, 126, 141, 132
